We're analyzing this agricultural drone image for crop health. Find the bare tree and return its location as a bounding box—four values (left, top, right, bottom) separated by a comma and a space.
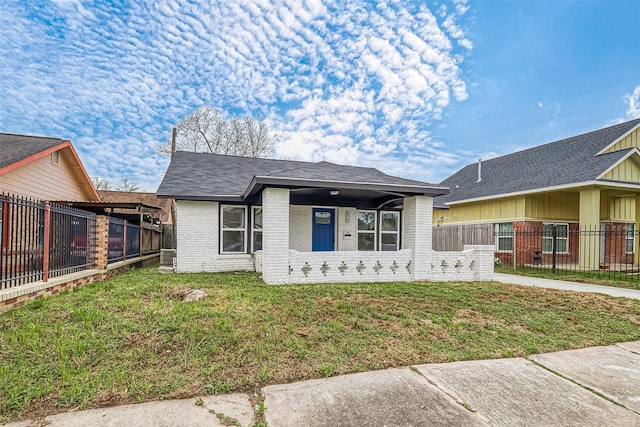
92, 177, 111, 190
116, 178, 140, 192
157, 106, 274, 158
93, 177, 141, 192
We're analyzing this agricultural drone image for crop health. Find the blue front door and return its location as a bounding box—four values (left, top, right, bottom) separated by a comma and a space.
312, 208, 335, 251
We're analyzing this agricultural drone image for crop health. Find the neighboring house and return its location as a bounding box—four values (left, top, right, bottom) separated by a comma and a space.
157, 151, 494, 285
0, 133, 99, 201
1, 133, 100, 287
434, 118, 640, 268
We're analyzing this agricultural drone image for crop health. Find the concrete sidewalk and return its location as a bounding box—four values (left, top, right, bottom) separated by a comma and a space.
493, 272, 640, 300
7, 341, 640, 427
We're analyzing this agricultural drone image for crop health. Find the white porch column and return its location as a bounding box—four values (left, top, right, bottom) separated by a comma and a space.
262, 187, 290, 284
403, 195, 433, 281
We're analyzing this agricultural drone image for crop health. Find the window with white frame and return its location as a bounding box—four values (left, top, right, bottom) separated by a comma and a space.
221, 205, 247, 253
357, 210, 376, 251
495, 223, 513, 251
626, 223, 635, 254
542, 223, 568, 253
380, 211, 400, 251
252, 206, 263, 252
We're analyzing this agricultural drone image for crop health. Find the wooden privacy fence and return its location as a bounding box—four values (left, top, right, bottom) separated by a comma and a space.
432, 224, 494, 251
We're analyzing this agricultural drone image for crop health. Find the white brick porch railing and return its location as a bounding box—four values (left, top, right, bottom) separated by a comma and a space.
255, 245, 494, 284
287, 249, 414, 284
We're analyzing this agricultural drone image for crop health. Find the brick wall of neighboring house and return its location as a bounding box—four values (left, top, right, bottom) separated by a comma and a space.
494, 221, 581, 267
0, 254, 158, 313
602, 222, 634, 266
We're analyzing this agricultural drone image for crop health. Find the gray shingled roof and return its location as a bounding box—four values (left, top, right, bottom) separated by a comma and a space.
0, 133, 67, 169
157, 151, 447, 200
436, 118, 640, 205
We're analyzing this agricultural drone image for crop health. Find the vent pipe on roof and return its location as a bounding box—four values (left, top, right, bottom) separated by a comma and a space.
171, 127, 177, 159
476, 158, 482, 182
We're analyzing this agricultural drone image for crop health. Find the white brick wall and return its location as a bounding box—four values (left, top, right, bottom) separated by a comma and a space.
262, 188, 290, 284
336, 207, 357, 251
176, 201, 219, 272
176, 201, 255, 273
289, 249, 413, 284
176, 197, 494, 284
289, 205, 312, 251
430, 246, 495, 282
403, 196, 433, 280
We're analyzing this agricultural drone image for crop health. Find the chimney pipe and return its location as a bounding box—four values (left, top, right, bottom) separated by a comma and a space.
476, 158, 482, 182
171, 127, 177, 158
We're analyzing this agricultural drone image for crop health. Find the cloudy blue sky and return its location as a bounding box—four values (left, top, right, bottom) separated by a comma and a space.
1, 0, 639, 192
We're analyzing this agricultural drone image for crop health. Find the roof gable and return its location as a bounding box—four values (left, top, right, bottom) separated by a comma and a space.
598, 149, 640, 182
0, 133, 100, 201
437, 118, 640, 205
598, 124, 640, 155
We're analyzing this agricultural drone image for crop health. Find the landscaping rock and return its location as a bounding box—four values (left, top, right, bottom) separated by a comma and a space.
167, 286, 206, 302
185, 289, 206, 302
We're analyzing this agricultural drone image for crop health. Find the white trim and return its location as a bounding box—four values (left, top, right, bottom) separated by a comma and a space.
626, 222, 635, 254
220, 204, 248, 254
595, 122, 640, 156
252, 175, 442, 190
356, 209, 377, 251
444, 180, 640, 206
251, 206, 263, 253
380, 210, 400, 251
495, 222, 513, 252
542, 222, 569, 254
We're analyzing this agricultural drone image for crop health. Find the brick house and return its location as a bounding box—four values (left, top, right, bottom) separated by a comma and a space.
157, 152, 494, 285
434, 118, 640, 269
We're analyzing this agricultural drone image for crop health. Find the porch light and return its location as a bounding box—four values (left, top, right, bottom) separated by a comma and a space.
330, 190, 340, 196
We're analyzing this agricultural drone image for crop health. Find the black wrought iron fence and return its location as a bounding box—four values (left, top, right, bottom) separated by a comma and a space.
495, 223, 640, 279
1, 193, 97, 289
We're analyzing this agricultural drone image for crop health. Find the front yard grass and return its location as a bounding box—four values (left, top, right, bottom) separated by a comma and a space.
2, 266, 640, 421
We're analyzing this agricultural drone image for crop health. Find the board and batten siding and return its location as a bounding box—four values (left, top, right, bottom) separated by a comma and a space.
608, 194, 636, 222
602, 157, 640, 182
434, 197, 525, 225
603, 127, 640, 153
525, 193, 580, 222
0, 149, 93, 201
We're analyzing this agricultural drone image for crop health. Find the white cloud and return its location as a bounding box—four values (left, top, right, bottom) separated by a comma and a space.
625, 86, 640, 119
0, 0, 472, 190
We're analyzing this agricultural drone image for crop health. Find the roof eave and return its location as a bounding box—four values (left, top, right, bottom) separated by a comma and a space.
243, 176, 449, 199
157, 194, 245, 203
441, 180, 640, 206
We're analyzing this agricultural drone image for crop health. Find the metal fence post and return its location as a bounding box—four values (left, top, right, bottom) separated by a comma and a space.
43, 202, 50, 282
123, 220, 127, 261
551, 224, 557, 274
513, 228, 517, 271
